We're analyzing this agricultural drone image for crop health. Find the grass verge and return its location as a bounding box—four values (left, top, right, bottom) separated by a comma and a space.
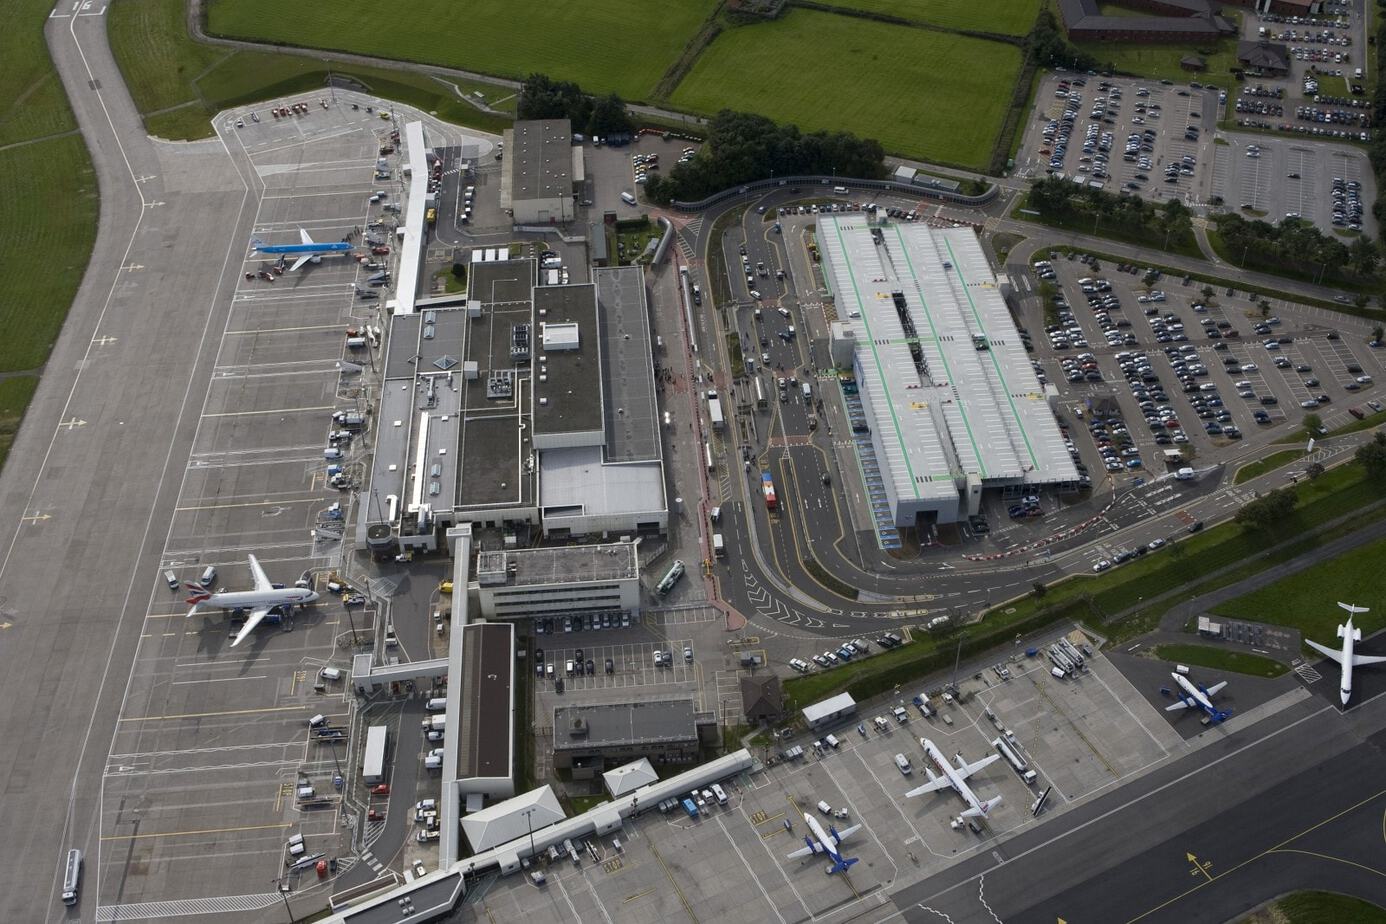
802, 557, 859, 601
1233, 449, 1304, 484
1275, 409, 1386, 443
1151, 643, 1288, 678
0, 377, 40, 472
1213, 534, 1386, 640
1013, 202, 1203, 259
1251, 891, 1386, 924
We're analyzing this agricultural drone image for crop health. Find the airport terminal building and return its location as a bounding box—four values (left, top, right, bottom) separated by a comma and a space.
824, 216, 1078, 527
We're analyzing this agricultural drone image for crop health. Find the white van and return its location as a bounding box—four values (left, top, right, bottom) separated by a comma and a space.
319, 667, 342, 681
426, 698, 447, 712
199, 566, 217, 588
894, 753, 912, 775
711, 783, 728, 805
824, 733, 840, 749
620, 192, 637, 206
832, 185, 848, 194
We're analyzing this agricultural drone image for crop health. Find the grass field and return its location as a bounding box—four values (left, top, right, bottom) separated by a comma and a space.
0, 137, 100, 373
1074, 13, 1243, 91
1241, 891, 1386, 924
1213, 534, 1386, 639
811, 0, 1041, 36
1152, 644, 1288, 678
1, 0, 82, 147
670, 9, 1022, 169
0, 377, 40, 471
205, 0, 716, 100
1234, 449, 1305, 484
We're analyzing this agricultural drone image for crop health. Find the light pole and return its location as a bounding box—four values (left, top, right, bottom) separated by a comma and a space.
272, 877, 295, 923
950, 631, 967, 694
521, 806, 537, 860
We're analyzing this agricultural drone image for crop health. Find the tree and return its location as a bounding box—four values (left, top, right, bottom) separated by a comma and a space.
1371, 324, 1384, 345
1201, 285, 1215, 299
1349, 235, 1380, 276
1032, 581, 1048, 599
1302, 412, 1323, 435
1235, 487, 1297, 530
451, 262, 466, 280
1258, 299, 1271, 318
588, 93, 632, 136
1357, 431, 1386, 480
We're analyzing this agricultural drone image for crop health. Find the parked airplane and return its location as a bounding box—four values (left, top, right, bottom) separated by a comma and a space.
1306, 603, 1386, 706
905, 738, 1002, 819
785, 812, 861, 874
186, 555, 319, 647
1165, 671, 1229, 723
251, 229, 352, 271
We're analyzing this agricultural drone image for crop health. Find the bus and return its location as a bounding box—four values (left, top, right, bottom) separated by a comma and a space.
62, 849, 82, 905
705, 441, 714, 472
761, 472, 778, 511
656, 560, 686, 596
754, 377, 767, 409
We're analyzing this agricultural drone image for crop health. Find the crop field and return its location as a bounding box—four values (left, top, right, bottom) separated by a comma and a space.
1213, 534, 1386, 639
670, 9, 1023, 168
814, 0, 1041, 37
205, 0, 717, 100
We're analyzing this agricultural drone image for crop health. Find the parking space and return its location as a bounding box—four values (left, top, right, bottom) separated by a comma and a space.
1214, 133, 1375, 235
536, 640, 699, 691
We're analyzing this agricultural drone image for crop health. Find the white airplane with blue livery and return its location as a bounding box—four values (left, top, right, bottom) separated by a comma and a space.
251, 229, 352, 271
1166, 671, 1230, 723
785, 812, 861, 874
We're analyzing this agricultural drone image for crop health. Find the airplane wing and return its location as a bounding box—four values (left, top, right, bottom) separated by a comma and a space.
1306, 639, 1345, 664
956, 753, 1001, 780
905, 776, 952, 798
786, 840, 822, 861
289, 254, 313, 272
1165, 699, 1191, 712
230, 606, 271, 647
1353, 653, 1386, 666
831, 824, 862, 845
1203, 681, 1228, 697
299, 228, 314, 245
248, 554, 273, 592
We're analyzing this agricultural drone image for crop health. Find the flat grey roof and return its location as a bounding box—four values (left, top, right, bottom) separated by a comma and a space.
510, 119, 574, 202
469, 259, 534, 306
365, 378, 418, 525
596, 266, 661, 463
476, 541, 639, 587
820, 218, 1077, 492
456, 623, 513, 781
385, 314, 422, 380
539, 446, 666, 523
553, 699, 699, 751
533, 284, 603, 438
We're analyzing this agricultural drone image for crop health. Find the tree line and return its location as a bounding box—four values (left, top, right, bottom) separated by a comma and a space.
517, 74, 632, 138
1211, 213, 1380, 282
1026, 176, 1195, 248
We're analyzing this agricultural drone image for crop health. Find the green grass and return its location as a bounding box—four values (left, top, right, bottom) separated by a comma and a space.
1213, 534, 1386, 640
0, 136, 99, 373
1252, 891, 1386, 924
567, 794, 609, 814
0, 0, 82, 147
0, 377, 39, 471
1151, 644, 1288, 678
669, 9, 1023, 170
1234, 449, 1305, 484
107, 0, 228, 114
1274, 409, 1386, 443
811, 0, 1041, 36
206, 0, 717, 100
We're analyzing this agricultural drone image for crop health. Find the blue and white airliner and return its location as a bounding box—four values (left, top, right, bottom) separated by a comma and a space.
251, 229, 352, 271
1166, 671, 1230, 723
786, 812, 861, 874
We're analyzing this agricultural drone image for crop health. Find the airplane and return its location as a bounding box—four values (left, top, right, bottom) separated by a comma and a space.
185, 555, 319, 647
1306, 603, 1386, 706
785, 812, 861, 874
250, 229, 352, 272
905, 738, 1002, 820
1165, 671, 1229, 723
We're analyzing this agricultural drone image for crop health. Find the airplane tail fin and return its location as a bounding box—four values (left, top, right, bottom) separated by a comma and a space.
828, 856, 859, 875
962, 796, 1002, 819
185, 582, 212, 612
1213, 709, 1231, 723
250, 238, 265, 250
1339, 603, 1370, 616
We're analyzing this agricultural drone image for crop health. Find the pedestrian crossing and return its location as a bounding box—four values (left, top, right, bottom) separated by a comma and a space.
97, 893, 283, 920
361, 848, 387, 874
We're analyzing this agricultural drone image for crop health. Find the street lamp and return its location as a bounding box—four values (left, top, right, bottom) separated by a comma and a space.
272, 877, 295, 923
521, 806, 537, 860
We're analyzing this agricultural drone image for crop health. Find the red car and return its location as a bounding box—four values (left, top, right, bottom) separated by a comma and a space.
370, 784, 390, 796
371, 246, 390, 255
367, 809, 385, 821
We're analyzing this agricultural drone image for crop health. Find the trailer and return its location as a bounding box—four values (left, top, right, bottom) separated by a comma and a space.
708, 396, 725, 430
681, 798, 699, 818
362, 725, 389, 785
993, 737, 1037, 784
656, 560, 686, 596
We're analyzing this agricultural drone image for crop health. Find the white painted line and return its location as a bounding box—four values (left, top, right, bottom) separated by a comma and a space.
169, 674, 269, 685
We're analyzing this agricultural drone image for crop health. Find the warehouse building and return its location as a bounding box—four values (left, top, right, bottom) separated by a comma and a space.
823, 216, 1078, 528
502, 119, 581, 225
1057, 0, 1236, 42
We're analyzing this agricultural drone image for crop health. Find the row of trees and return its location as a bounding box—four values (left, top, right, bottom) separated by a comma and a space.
1027, 176, 1195, 249
516, 74, 632, 138
643, 111, 887, 204
1211, 213, 1379, 280
1232, 434, 1386, 531
1026, 10, 1100, 74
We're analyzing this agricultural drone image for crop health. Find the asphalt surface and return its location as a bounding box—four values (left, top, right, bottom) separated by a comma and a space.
887, 692, 1386, 923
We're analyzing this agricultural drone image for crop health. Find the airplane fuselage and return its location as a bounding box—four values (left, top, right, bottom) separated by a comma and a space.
253, 241, 352, 255
1337, 618, 1358, 705
921, 738, 988, 816
195, 588, 318, 612
800, 813, 855, 873
1172, 672, 1215, 713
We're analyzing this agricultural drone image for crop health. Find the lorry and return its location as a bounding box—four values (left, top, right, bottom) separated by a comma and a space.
707, 392, 725, 430
712, 533, 726, 559
993, 736, 1037, 785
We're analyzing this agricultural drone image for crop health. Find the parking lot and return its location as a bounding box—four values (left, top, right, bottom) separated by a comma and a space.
1212, 131, 1375, 235
1020, 74, 1220, 207
96, 100, 401, 912
456, 630, 1185, 924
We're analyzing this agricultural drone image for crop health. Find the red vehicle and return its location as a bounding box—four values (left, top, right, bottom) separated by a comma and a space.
761, 472, 777, 511
370, 783, 390, 795
371, 246, 390, 255
367, 809, 385, 821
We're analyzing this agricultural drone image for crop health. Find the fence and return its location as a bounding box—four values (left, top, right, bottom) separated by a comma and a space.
670, 174, 997, 212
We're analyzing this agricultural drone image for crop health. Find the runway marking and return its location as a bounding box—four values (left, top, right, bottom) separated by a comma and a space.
174, 497, 320, 512
100, 821, 292, 842
226, 323, 349, 335
169, 674, 268, 685
1267, 847, 1386, 879
623, 887, 657, 904
201, 405, 337, 418
648, 841, 698, 923
1185, 851, 1213, 883
118, 704, 318, 722
20, 511, 51, 524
